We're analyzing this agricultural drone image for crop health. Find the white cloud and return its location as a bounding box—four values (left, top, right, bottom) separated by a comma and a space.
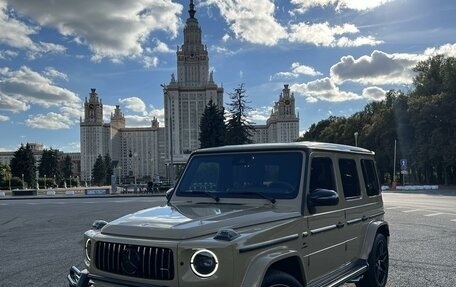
0, 92, 30, 112
119, 97, 146, 114
152, 40, 173, 53
44, 67, 69, 81
0, 114, 9, 121
290, 0, 393, 14
336, 36, 383, 47
7, 0, 183, 61
0, 1, 66, 56
288, 22, 381, 47
204, 0, 287, 45
0, 50, 18, 60
124, 106, 165, 128
330, 50, 423, 85
25, 112, 74, 129
291, 77, 362, 102
248, 106, 271, 123
142, 56, 159, 68
362, 86, 387, 101
271, 62, 322, 80
222, 33, 230, 42
0, 66, 80, 108
103, 104, 116, 123
210, 45, 237, 55
424, 43, 456, 58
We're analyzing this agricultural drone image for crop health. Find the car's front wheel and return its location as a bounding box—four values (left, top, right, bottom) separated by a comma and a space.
357, 233, 389, 287
261, 270, 303, 287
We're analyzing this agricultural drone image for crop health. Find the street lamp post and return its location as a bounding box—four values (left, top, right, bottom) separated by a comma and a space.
22, 173, 24, 189
354, 132, 359, 147
162, 83, 175, 186
44, 174, 47, 189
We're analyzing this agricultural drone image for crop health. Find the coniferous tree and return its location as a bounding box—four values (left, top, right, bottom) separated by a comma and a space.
62, 155, 73, 179
104, 154, 113, 184
225, 83, 254, 145
10, 143, 36, 188
92, 155, 106, 186
38, 148, 61, 182
199, 99, 226, 148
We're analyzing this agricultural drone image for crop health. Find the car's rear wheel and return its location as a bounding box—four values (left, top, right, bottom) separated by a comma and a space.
261, 270, 303, 287
357, 233, 389, 287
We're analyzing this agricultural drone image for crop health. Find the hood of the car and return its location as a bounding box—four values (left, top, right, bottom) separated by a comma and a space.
101, 203, 300, 240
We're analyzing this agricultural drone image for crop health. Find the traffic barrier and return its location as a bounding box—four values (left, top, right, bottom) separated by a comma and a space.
65, 190, 75, 195
46, 190, 56, 196
0, 191, 5, 197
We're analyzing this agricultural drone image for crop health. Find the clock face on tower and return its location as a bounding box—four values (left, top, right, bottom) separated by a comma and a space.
89, 103, 95, 110
284, 99, 291, 105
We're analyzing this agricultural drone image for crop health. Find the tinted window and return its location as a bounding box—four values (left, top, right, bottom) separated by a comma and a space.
339, 159, 361, 198
309, 157, 336, 192
177, 152, 303, 199
361, 159, 380, 196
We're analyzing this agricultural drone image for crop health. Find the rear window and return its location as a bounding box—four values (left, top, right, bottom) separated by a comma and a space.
361, 159, 380, 196
339, 158, 361, 198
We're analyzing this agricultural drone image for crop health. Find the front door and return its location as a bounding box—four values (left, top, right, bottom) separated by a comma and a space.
303, 154, 347, 281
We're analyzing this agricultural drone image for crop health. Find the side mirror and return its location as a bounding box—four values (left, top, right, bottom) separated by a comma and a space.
165, 188, 174, 202
308, 189, 339, 213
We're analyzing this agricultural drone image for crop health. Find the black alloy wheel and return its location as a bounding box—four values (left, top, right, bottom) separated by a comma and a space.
357, 233, 389, 287
261, 270, 303, 287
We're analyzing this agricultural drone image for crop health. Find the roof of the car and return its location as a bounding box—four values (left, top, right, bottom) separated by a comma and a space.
194, 141, 375, 155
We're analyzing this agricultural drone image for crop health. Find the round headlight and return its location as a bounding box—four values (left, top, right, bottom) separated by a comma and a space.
190, 249, 218, 278
84, 239, 92, 263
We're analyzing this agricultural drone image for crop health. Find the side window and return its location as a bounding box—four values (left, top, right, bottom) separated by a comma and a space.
361, 159, 380, 196
309, 157, 336, 192
339, 159, 361, 198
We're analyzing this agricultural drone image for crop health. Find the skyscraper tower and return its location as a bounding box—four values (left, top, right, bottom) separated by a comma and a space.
80, 89, 107, 182
164, 0, 224, 170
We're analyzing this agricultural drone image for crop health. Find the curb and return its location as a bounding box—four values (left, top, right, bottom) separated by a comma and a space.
0, 193, 166, 201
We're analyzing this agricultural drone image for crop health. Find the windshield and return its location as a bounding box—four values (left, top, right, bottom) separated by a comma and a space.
176, 151, 304, 201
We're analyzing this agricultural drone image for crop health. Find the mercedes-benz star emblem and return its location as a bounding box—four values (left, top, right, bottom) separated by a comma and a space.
120, 246, 141, 275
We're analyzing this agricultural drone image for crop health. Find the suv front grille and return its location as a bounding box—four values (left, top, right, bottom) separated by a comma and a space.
94, 242, 174, 281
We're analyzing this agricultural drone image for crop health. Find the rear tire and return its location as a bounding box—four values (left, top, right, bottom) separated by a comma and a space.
261, 269, 303, 287
356, 233, 389, 287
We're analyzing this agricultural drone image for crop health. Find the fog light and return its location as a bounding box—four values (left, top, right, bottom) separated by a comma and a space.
190, 249, 218, 278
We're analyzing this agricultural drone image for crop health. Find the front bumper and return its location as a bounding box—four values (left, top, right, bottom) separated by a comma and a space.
67, 266, 168, 287
68, 266, 91, 287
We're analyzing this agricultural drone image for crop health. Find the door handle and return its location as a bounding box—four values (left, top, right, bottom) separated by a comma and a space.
336, 222, 345, 228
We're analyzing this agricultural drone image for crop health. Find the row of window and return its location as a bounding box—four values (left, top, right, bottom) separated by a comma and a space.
309, 157, 380, 198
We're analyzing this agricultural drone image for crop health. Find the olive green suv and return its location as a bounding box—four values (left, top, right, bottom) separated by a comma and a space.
68, 142, 389, 287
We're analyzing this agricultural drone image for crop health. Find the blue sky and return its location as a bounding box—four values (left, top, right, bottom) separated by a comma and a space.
0, 0, 455, 152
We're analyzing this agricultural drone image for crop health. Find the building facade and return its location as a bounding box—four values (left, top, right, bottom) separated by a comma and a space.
79, 1, 299, 183
79, 90, 165, 183
163, 0, 223, 166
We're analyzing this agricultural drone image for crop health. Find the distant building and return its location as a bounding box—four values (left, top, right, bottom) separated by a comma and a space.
79, 1, 299, 183
251, 84, 300, 143
80, 91, 165, 183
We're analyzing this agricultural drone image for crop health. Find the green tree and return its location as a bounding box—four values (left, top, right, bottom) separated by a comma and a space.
225, 83, 254, 145
10, 143, 36, 188
104, 154, 113, 185
62, 155, 73, 179
0, 163, 12, 189
38, 149, 61, 183
92, 155, 106, 186
199, 99, 226, 148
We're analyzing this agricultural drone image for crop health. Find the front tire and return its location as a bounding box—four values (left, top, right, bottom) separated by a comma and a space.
357, 233, 389, 287
261, 270, 303, 287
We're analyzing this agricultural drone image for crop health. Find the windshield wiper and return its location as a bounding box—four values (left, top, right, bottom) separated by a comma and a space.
187, 190, 220, 202
237, 191, 276, 204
